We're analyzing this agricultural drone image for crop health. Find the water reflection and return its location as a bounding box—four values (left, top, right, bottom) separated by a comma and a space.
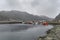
0, 24, 53, 40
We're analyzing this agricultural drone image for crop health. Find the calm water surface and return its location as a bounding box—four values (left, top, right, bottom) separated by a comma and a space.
0, 24, 53, 40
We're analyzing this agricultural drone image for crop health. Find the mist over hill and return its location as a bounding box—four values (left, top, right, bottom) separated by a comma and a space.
0, 10, 53, 21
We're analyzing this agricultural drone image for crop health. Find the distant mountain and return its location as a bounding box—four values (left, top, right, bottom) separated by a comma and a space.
39, 15, 53, 21
55, 13, 60, 20
0, 10, 53, 21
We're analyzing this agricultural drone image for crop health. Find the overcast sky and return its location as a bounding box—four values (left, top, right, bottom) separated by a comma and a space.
0, 0, 60, 18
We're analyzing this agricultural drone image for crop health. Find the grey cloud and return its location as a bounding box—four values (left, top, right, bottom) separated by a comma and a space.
0, 0, 59, 18
6, 0, 22, 10
31, 0, 58, 18
6, 0, 19, 6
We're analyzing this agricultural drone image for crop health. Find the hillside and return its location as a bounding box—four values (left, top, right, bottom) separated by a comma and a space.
55, 13, 60, 20
0, 10, 52, 21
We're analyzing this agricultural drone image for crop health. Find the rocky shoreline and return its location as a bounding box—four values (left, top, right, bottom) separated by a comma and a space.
38, 25, 60, 40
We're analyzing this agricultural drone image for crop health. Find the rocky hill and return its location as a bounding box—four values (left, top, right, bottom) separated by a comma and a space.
0, 10, 52, 21
55, 13, 60, 20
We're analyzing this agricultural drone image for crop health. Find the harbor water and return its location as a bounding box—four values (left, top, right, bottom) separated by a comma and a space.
0, 24, 53, 40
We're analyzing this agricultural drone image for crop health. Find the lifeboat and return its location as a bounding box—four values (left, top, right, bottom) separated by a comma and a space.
42, 22, 48, 25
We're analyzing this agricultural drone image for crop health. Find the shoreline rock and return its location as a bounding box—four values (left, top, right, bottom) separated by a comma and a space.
38, 25, 60, 40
